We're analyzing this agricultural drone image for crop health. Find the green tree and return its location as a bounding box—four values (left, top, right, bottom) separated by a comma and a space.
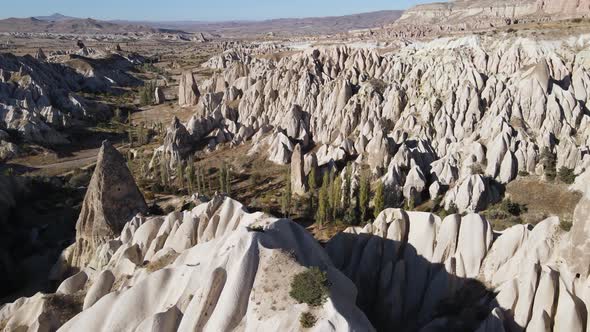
195, 165, 202, 193
225, 163, 232, 196
308, 167, 317, 192
359, 171, 370, 222
321, 171, 331, 222
176, 160, 185, 192
307, 167, 318, 222
327, 169, 336, 220
317, 183, 328, 228
219, 164, 226, 193
332, 175, 343, 220
281, 169, 292, 218
160, 154, 170, 190
139, 80, 156, 106
186, 158, 195, 194
373, 180, 385, 218
343, 164, 352, 208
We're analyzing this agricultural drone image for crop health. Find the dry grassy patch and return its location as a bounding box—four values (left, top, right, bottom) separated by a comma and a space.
504, 176, 582, 226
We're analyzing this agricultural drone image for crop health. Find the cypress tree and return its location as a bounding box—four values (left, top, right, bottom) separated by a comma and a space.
176, 160, 185, 192
225, 164, 231, 196
317, 182, 328, 228
343, 164, 351, 208
332, 175, 343, 220
281, 169, 292, 218
373, 180, 385, 218
219, 164, 226, 193
359, 171, 370, 223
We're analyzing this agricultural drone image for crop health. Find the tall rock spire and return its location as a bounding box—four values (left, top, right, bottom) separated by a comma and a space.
52, 140, 147, 278
178, 71, 200, 106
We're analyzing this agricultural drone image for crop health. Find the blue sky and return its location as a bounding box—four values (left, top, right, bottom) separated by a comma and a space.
2, 0, 439, 21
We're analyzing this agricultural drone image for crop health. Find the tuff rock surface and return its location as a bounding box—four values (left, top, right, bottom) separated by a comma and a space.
50, 140, 147, 280
169, 33, 590, 212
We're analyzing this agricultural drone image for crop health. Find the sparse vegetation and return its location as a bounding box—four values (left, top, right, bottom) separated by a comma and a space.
300, 312, 317, 328
359, 171, 370, 223
316, 172, 329, 227
373, 180, 385, 218
560, 219, 573, 232
289, 267, 330, 307
558, 167, 576, 184
281, 169, 292, 217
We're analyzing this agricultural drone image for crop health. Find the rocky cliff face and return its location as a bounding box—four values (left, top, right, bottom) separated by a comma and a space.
539, 0, 590, 16
389, 0, 590, 37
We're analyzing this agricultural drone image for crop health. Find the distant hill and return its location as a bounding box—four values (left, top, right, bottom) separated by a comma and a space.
34, 13, 78, 22
0, 10, 404, 37
116, 10, 405, 37
0, 16, 176, 34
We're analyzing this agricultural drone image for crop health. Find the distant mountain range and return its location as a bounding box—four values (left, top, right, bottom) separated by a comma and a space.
0, 16, 174, 34
0, 10, 404, 36
122, 10, 405, 36
34, 13, 78, 22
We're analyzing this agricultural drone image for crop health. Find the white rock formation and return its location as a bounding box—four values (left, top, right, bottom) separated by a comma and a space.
2, 197, 375, 332
50, 140, 147, 280
178, 71, 200, 106
190, 33, 590, 211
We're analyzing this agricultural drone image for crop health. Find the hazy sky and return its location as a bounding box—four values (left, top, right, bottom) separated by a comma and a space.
2, 0, 439, 21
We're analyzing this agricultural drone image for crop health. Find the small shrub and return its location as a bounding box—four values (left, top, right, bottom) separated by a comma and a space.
447, 202, 459, 215
289, 267, 330, 307
300, 312, 317, 328
560, 219, 573, 232
405, 197, 416, 211
558, 167, 576, 184
499, 199, 527, 216
431, 195, 443, 211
